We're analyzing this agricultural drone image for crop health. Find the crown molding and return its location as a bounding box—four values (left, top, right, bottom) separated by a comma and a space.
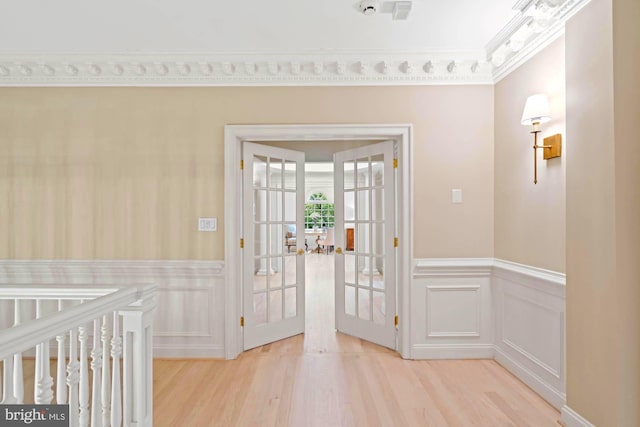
0, 50, 493, 87
0, 0, 592, 87
488, 0, 592, 82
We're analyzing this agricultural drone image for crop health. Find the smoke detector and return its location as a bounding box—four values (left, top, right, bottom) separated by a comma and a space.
359, 0, 380, 15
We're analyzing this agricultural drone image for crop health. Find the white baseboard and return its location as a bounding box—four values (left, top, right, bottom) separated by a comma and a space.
412, 344, 494, 359
154, 344, 225, 359
561, 405, 596, 427
494, 345, 566, 410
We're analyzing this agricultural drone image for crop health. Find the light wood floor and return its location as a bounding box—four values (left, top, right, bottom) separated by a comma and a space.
154, 254, 560, 426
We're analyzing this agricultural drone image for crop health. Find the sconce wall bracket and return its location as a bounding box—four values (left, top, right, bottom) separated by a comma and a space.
542, 133, 562, 160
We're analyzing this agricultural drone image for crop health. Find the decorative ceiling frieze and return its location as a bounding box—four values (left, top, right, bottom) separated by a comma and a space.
0, 0, 591, 87
487, 0, 591, 82
0, 52, 493, 86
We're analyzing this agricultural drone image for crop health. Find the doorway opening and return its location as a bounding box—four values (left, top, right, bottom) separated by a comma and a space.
224, 125, 413, 360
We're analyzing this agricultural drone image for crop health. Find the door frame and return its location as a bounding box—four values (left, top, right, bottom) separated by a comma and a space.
224, 124, 413, 359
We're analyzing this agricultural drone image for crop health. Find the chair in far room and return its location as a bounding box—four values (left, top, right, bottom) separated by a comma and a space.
285, 225, 307, 253
317, 228, 335, 254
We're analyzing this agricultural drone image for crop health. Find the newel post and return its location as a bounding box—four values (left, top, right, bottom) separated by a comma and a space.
120, 285, 156, 427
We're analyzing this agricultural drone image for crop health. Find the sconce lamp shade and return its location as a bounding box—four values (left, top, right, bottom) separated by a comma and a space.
521, 94, 551, 126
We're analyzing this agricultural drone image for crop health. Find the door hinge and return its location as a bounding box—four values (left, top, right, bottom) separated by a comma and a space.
240, 160, 244, 170
394, 237, 398, 247
240, 316, 244, 327
240, 238, 244, 249
394, 315, 399, 326
393, 158, 398, 169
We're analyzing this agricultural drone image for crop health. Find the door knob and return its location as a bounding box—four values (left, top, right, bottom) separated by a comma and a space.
335, 247, 343, 254
297, 248, 305, 256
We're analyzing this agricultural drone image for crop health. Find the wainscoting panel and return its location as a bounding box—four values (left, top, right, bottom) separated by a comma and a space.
412, 259, 494, 359
0, 260, 226, 358
493, 259, 566, 409
412, 258, 566, 410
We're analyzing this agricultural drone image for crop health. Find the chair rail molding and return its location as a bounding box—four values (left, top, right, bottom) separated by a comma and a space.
0, 259, 226, 358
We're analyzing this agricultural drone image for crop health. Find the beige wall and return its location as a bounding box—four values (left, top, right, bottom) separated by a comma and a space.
566, 0, 640, 424
0, 86, 494, 260
494, 37, 566, 273
612, 0, 640, 421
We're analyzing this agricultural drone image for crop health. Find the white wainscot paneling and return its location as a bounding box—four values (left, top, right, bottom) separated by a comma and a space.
492, 259, 566, 410
427, 285, 480, 337
412, 259, 494, 359
0, 260, 226, 358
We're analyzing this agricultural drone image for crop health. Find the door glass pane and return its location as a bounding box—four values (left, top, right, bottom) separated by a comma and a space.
253, 155, 267, 187
345, 286, 355, 316
269, 289, 283, 322
358, 255, 369, 287
372, 188, 383, 221
270, 256, 283, 287
371, 154, 384, 186
284, 255, 296, 286
373, 290, 385, 325
270, 191, 282, 222
357, 190, 369, 220
253, 261, 267, 291
344, 191, 355, 221
373, 256, 385, 290
372, 222, 384, 256
270, 224, 283, 256
356, 158, 369, 188
269, 158, 282, 188
284, 192, 296, 222
254, 292, 267, 325
357, 223, 370, 254
285, 287, 297, 318
284, 224, 296, 253
344, 161, 355, 190
358, 288, 370, 320
345, 254, 356, 285
284, 161, 296, 190
255, 224, 267, 257
254, 190, 267, 222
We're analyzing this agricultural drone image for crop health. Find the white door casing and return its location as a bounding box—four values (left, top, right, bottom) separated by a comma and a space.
334, 141, 397, 349
224, 124, 412, 360
242, 142, 306, 350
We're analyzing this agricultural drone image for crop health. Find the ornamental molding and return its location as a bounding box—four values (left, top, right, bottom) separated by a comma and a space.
0, 0, 592, 87
0, 51, 493, 87
487, 0, 592, 82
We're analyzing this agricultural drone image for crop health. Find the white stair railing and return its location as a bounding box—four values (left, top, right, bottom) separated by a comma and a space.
0, 284, 156, 427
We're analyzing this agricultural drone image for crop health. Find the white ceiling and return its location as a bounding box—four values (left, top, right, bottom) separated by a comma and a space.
0, 0, 517, 53
0, 0, 585, 86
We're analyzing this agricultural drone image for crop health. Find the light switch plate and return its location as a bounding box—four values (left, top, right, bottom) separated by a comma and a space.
198, 217, 217, 232
451, 189, 463, 204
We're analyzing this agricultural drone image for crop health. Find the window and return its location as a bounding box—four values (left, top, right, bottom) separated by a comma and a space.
305, 192, 334, 229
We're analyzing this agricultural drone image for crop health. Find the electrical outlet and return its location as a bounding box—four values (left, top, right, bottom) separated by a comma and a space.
198, 217, 217, 232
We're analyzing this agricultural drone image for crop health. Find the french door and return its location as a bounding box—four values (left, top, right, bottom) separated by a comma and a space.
334, 141, 397, 349
242, 142, 306, 350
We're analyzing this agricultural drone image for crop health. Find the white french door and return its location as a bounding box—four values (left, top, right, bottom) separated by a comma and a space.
242, 142, 306, 350
334, 141, 396, 349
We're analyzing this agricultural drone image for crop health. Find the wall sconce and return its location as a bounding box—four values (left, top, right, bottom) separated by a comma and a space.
521, 94, 562, 184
